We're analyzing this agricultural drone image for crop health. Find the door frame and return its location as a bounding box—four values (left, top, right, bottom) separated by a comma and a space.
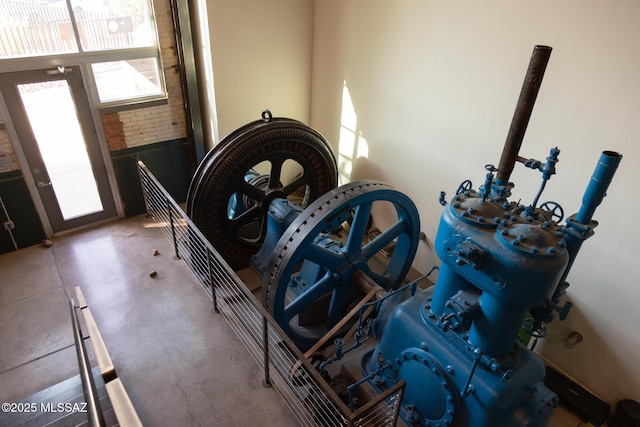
0, 64, 124, 237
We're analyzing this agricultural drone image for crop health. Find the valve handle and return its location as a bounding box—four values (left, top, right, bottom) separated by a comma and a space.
439, 191, 448, 206
456, 180, 473, 195
540, 201, 564, 223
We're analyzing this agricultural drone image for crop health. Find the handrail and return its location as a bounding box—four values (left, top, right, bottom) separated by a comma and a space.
104, 379, 143, 427
69, 298, 106, 427
72, 287, 143, 427
75, 288, 117, 382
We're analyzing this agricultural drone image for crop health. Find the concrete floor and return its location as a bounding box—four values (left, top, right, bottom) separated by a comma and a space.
0, 215, 297, 426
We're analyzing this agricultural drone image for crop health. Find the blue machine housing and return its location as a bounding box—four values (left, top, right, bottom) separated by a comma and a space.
362, 149, 621, 426
363, 288, 557, 427
363, 187, 567, 426
431, 191, 569, 358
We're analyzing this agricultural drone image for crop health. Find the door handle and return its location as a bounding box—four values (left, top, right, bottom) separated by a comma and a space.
37, 181, 52, 187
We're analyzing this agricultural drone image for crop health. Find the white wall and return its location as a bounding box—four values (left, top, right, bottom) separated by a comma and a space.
311, 0, 639, 405
205, 0, 314, 140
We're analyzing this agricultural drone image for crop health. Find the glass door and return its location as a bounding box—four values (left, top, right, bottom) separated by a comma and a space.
1, 66, 117, 233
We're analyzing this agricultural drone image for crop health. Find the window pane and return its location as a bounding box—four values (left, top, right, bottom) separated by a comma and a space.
0, 0, 79, 58
73, 0, 157, 51
92, 57, 163, 103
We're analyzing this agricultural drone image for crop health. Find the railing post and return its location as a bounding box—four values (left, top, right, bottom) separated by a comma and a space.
167, 197, 180, 260
137, 160, 152, 217
262, 316, 272, 388
207, 249, 219, 313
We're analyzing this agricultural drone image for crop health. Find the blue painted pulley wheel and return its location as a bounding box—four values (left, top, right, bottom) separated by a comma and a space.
262, 180, 421, 350
188, 110, 338, 270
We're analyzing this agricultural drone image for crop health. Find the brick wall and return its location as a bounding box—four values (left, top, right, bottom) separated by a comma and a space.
101, 0, 188, 150
0, 128, 19, 173
101, 113, 127, 151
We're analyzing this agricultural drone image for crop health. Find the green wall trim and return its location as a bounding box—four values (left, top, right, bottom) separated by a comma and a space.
0, 171, 45, 254
111, 138, 196, 217
0, 170, 22, 181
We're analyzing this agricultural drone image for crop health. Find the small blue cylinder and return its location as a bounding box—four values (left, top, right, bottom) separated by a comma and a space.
575, 151, 622, 224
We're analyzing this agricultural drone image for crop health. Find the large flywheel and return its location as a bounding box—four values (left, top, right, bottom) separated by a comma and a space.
188, 111, 338, 270
262, 180, 421, 350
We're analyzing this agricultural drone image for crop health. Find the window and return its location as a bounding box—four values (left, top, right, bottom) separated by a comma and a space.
91, 58, 163, 103
0, 0, 165, 107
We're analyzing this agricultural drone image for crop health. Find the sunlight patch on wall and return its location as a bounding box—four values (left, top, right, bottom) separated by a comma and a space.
338, 81, 368, 184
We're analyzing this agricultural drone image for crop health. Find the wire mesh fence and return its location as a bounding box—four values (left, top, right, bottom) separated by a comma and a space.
138, 160, 404, 427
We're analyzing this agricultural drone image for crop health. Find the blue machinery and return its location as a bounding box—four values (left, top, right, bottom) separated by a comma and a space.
189, 46, 622, 426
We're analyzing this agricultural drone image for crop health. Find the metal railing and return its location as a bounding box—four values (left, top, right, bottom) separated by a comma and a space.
70, 287, 143, 427
69, 297, 105, 427
138, 160, 405, 427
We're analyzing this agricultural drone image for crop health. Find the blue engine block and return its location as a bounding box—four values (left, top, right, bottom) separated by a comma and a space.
362, 288, 556, 426
362, 149, 621, 426
362, 185, 567, 426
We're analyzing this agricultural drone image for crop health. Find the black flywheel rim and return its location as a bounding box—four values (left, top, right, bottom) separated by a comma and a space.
188, 113, 338, 270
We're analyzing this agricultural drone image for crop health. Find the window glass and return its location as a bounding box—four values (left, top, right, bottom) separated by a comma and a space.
0, 0, 79, 58
1, 0, 165, 107
0, 0, 156, 58
91, 57, 163, 103
72, 0, 157, 51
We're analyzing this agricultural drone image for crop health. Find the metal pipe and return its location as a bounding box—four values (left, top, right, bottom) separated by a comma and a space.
495, 45, 553, 184
557, 150, 622, 288
575, 150, 622, 224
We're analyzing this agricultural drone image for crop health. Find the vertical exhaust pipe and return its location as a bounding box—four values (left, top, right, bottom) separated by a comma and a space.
495, 45, 553, 185
560, 150, 622, 279
575, 150, 623, 225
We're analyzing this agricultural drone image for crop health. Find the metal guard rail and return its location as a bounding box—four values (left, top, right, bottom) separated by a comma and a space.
137, 160, 405, 427
70, 287, 143, 427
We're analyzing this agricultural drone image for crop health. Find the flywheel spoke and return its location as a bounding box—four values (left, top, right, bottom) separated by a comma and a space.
237, 180, 265, 203
304, 241, 345, 269
357, 265, 392, 290
284, 273, 336, 321
360, 220, 406, 260
228, 204, 261, 228
345, 202, 373, 254
282, 173, 309, 196
268, 157, 284, 188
